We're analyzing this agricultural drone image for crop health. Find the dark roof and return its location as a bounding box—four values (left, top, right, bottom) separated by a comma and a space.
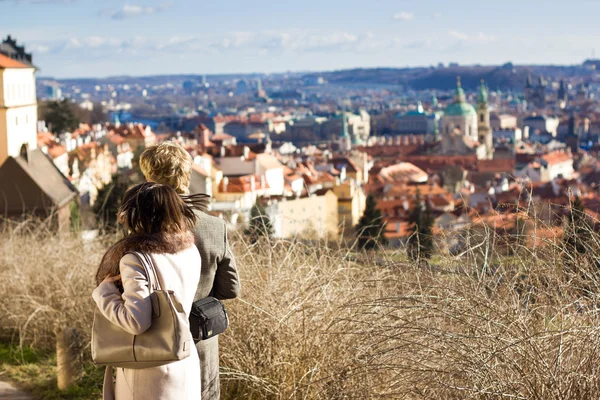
0, 149, 77, 214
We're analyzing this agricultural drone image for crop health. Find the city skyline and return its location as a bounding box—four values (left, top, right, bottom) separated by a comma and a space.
1, 0, 600, 78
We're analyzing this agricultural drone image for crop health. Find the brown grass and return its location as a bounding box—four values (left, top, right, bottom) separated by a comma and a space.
1, 216, 600, 399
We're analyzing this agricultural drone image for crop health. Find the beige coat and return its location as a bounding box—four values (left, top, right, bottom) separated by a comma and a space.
92, 246, 202, 400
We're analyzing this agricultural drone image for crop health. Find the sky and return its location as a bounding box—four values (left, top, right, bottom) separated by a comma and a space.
1, 0, 600, 78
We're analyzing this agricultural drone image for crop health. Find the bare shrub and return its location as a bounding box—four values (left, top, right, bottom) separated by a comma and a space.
1, 217, 600, 399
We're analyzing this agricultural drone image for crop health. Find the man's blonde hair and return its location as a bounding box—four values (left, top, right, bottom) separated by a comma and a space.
140, 142, 193, 195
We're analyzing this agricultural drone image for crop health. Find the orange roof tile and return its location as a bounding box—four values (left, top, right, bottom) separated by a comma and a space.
0, 54, 30, 69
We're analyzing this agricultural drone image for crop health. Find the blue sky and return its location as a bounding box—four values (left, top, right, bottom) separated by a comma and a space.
1, 0, 599, 78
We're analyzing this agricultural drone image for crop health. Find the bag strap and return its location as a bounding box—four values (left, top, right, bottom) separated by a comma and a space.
127, 252, 162, 292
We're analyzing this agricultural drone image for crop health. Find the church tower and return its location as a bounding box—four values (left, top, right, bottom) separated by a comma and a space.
558, 79, 567, 109
477, 80, 493, 160
0, 53, 38, 165
338, 110, 351, 153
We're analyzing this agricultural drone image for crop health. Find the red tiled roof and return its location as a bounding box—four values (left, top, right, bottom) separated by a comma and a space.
47, 144, 67, 158
219, 174, 269, 193
37, 131, 56, 147
542, 151, 572, 165
0, 54, 30, 69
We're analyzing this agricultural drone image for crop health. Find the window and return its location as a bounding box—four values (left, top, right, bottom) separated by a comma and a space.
480, 114, 484, 123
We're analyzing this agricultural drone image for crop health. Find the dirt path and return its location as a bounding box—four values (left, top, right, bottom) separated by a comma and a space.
0, 380, 33, 399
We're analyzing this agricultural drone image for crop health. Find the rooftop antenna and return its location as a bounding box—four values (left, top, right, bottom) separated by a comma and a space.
593, 48, 596, 59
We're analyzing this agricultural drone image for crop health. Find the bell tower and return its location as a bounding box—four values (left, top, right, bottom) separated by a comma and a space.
477, 80, 493, 159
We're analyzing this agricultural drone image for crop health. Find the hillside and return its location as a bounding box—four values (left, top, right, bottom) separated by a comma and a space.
39, 63, 592, 92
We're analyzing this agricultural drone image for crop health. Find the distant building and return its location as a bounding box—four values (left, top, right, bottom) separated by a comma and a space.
0, 149, 78, 230
323, 110, 370, 144
0, 53, 38, 165
332, 180, 366, 231
516, 151, 574, 182
46, 85, 62, 100
266, 190, 339, 239
440, 78, 492, 160
523, 114, 559, 137
524, 75, 547, 109
394, 102, 439, 135
489, 113, 517, 131
557, 79, 568, 109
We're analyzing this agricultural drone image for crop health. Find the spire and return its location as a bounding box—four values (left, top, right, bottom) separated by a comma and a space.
454, 76, 466, 103
340, 110, 349, 138
417, 101, 424, 113
568, 113, 576, 136
477, 80, 488, 105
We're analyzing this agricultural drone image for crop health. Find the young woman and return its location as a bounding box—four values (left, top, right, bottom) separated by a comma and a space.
93, 182, 201, 399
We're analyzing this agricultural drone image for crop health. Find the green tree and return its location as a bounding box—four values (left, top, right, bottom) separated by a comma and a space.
89, 103, 108, 124
407, 190, 435, 262
355, 194, 388, 250
562, 196, 593, 269
244, 203, 274, 243
93, 174, 134, 229
42, 99, 80, 134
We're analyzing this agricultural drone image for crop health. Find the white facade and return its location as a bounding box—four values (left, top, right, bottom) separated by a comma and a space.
523, 115, 560, 137
441, 114, 478, 141
0, 66, 38, 164
493, 128, 523, 142
517, 158, 574, 183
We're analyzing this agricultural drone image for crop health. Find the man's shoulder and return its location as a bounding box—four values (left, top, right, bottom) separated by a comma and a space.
193, 210, 226, 231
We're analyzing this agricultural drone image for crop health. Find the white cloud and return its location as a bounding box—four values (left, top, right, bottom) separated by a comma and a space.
108, 2, 172, 19
212, 32, 256, 50
28, 44, 49, 53
29, 30, 390, 60
0, 0, 75, 3
393, 12, 415, 21
448, 30, 496, 44
211, 31, 382, 54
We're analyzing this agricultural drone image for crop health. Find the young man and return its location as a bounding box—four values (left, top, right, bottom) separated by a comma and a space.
140, 142, 240, 399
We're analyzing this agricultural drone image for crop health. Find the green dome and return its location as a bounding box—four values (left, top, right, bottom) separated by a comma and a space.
444, 102, 476, 117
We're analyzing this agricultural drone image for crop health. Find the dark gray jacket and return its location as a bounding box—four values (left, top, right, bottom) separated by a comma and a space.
192, 210, 240, 399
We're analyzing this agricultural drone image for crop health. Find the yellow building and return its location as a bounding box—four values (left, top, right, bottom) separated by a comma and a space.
333, 180, 366, 232
0, 54, 38, 165
267, 190, 339, 239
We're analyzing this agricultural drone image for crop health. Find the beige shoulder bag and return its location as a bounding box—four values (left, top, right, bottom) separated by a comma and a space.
91, 251, 193, 369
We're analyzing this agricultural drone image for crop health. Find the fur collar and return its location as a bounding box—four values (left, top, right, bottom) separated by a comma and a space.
95, 231, 194, 285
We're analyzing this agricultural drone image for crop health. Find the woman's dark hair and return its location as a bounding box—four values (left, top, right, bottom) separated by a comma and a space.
118, 182, 197, 235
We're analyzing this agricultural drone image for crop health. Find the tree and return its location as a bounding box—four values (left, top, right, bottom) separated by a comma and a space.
244, 203, 274, 243
355, 194, 388, 250
407, 190, 435, 262
562, 196, 593, 270
89, 103, 108, 124
93, 174, 134, 229
41, 99, 80, 134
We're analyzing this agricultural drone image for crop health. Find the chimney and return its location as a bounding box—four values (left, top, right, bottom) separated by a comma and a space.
220, 146, 226, 158
250, 175, 256, 192
243, 146, 250, 159
20, 144, 29, 162
222, 177, 229, 192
